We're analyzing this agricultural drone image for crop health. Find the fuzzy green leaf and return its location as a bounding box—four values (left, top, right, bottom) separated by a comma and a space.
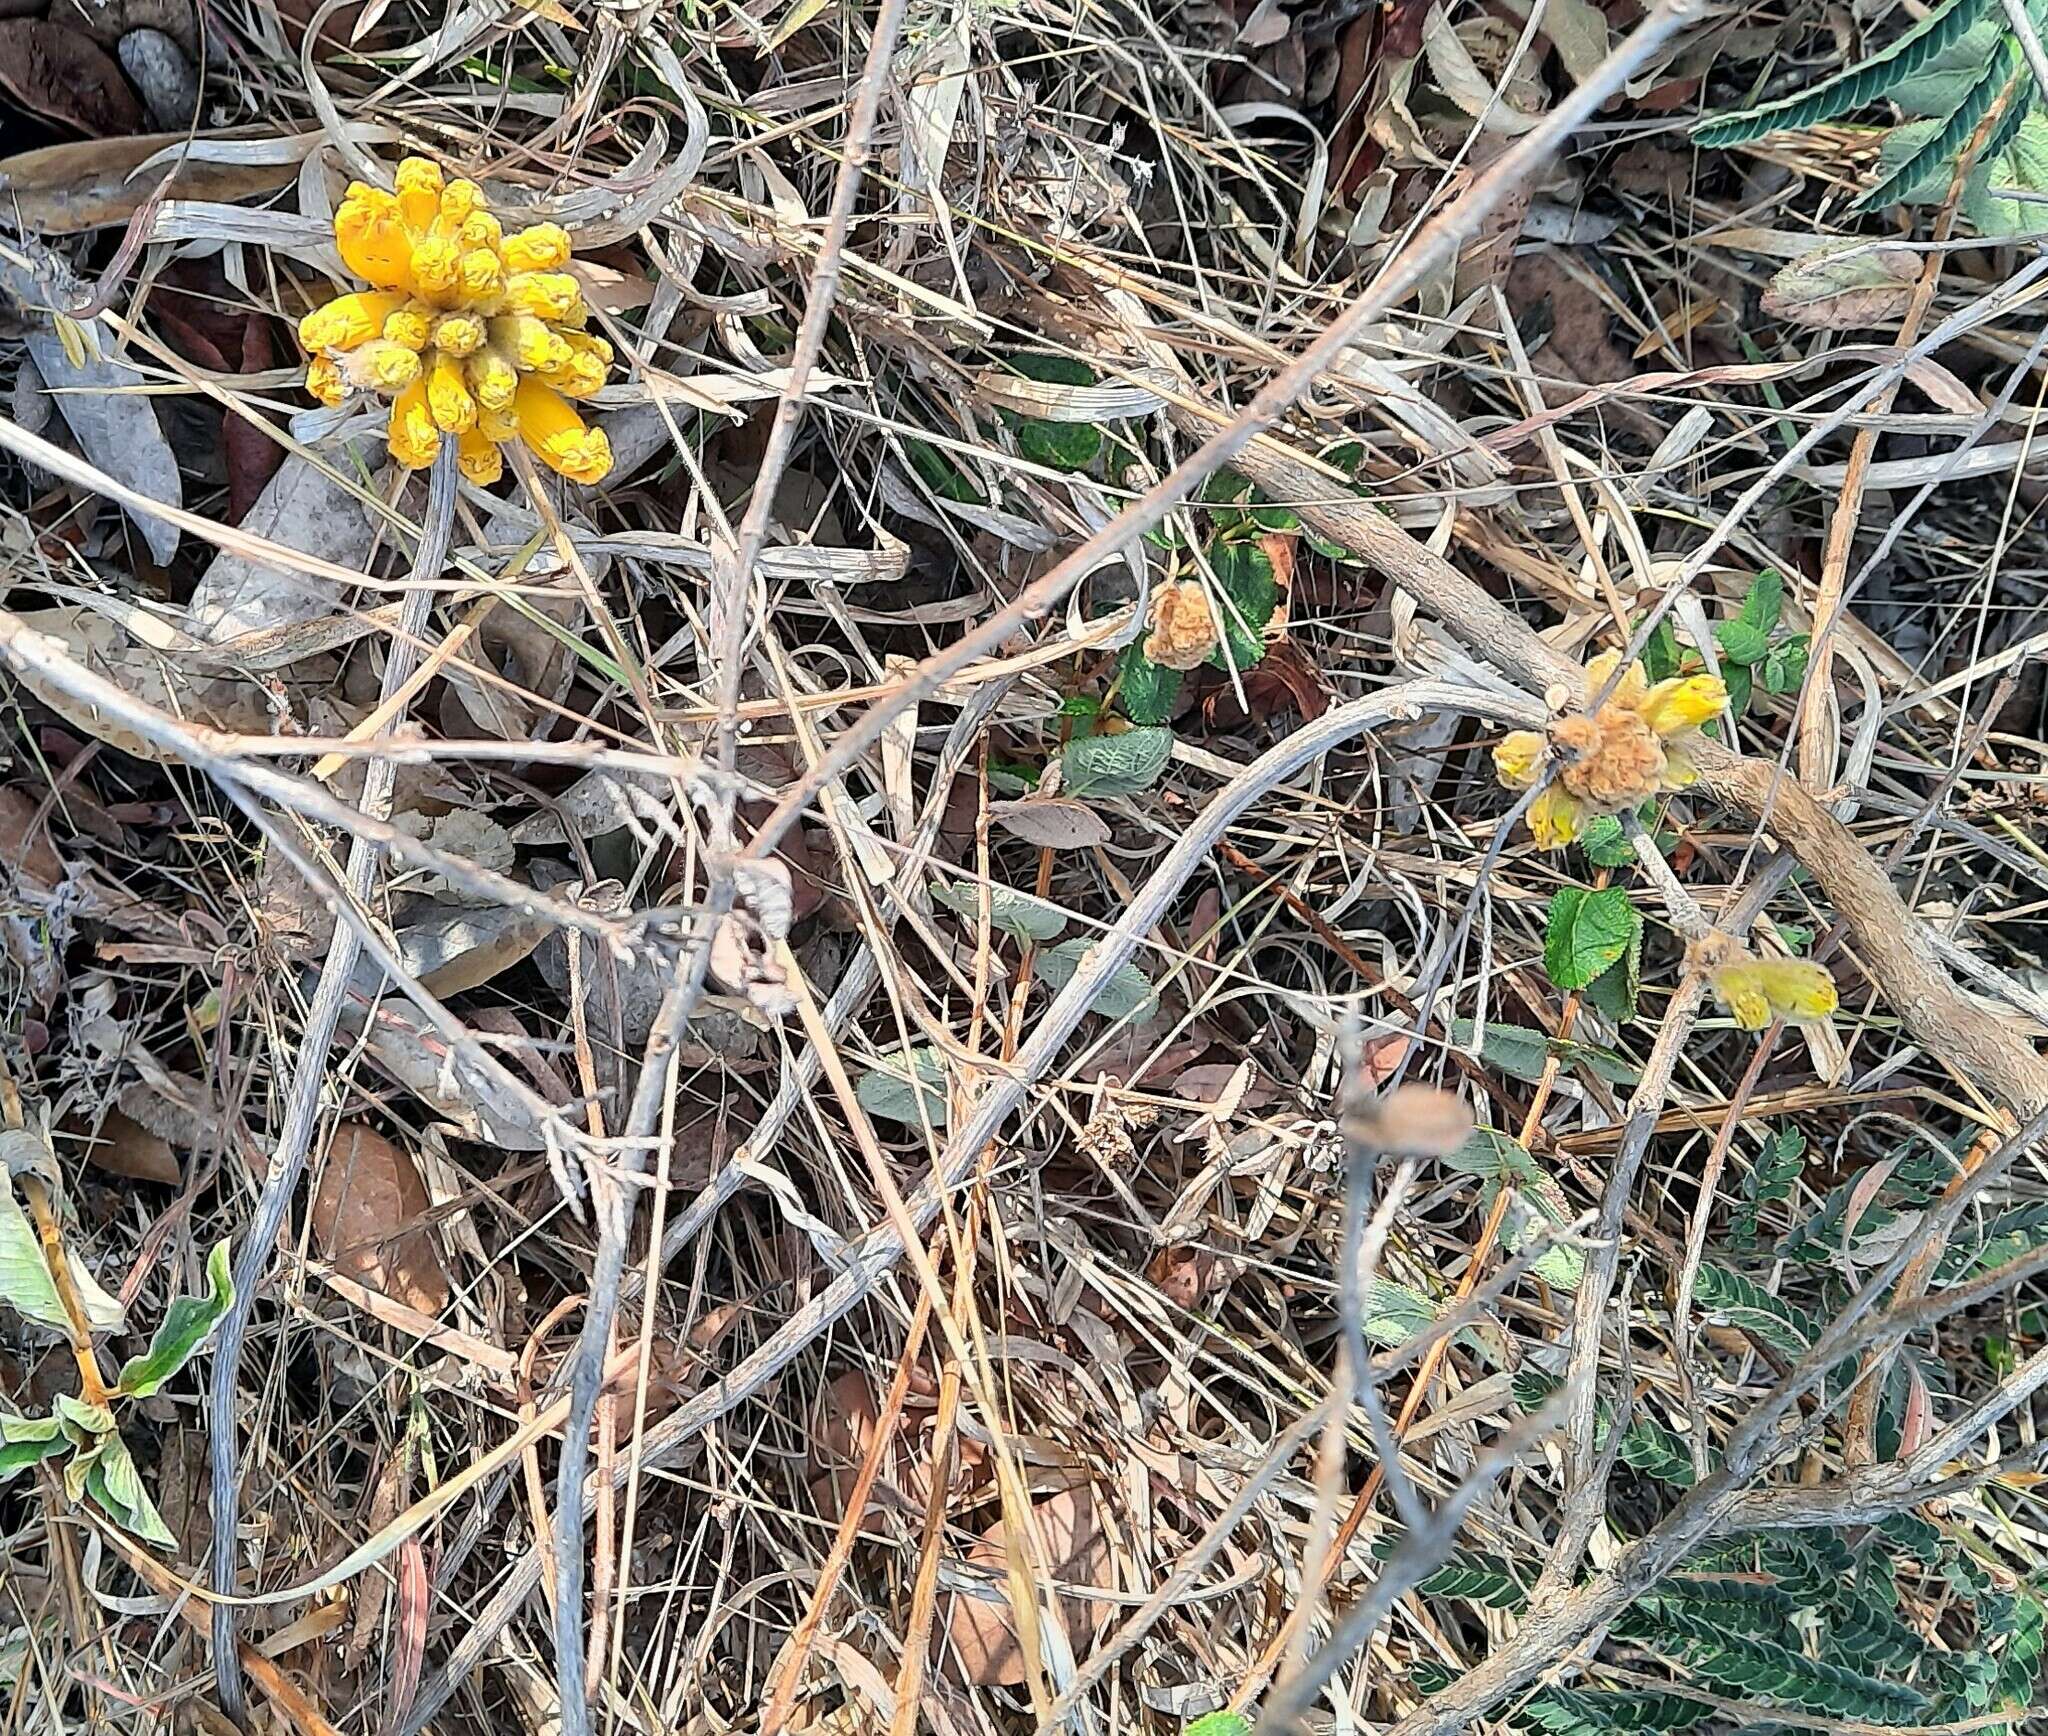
856, 1049, 949, 1127
1061, 725, 1174, 798
929, 876, 1069, 942
1117, 640, 1183, 727
1544, 887, 1640, 990
1206, 537, 1278, 672
1449, 1019, 1640, 1086
1036, 938, 1158, 1021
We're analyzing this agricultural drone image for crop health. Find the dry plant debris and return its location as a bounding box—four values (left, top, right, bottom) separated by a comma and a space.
2, 0, 2048, 1732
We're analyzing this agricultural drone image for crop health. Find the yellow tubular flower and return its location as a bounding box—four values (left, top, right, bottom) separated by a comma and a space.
467, 347, 519, 411
477, 403, 520, 443
514, 378, 612, 484
501, 222, 571, 272
381, 304, 434, 352
306, 354, 347, 406
1582, 649, 1650, 709
1709, 957, 1837, 1030
299, 290, 404, 353
427, 353, 478, 433
395, 158, 443, 234
335, 187, 415, 291
457, 248, 505, 305
1712, 964, 1775, 1032
410, 238, 461, 303
1527, 786, 1581, 850
540, 350, 607, 399
564, 331, 613, 366
388, 380, 441, 469
457, 426, 504, 486
434, 180, 484, 237
457, 211, 503, 252
1493, 731, 1546, 791
345, 339, 422, 394
1639, 675, 1728, 737
504, 271, 582, 323
431, 313, 486, 358
494, 313, 571, 373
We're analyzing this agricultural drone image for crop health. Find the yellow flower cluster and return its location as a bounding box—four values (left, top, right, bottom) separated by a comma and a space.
1493, 649, 1726, 849
298, 157, 613, 487
1686, 932, 1838, 1030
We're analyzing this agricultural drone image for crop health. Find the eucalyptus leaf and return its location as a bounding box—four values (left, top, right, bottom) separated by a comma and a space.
1036, 938, 1158, 1020
116, 1239, 234, 1398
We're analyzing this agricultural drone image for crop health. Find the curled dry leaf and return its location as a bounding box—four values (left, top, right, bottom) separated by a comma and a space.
310, 1125, 451, 1315
1760, 242, 1921, 332
0, 21, 144, 136
987, 797, 1111, 849
84, 1108, 181, 1185
943, 1485, 1114, 1687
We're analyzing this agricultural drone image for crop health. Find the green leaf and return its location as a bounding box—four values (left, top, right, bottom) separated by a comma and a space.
1856, 43, 2021, 213
1715, 617, 1770, 667
1184, 1717, 1251, 1736
1197, 467, 1256, 507
0, 1413, 65, 1482
1966, 108, 2048, 235
1639, 615, 1686, 683
1544, 887, 1640, 991
1691, 0, 1995, 145
903, 437, 985, 504
1739, 569, 1785, 634
82, 1430, 176, 1549
1012, 416, 1101, 472
1725, 661, 1754, 717
1694, 1264, 1819, 1354
1117, 640, 1182, 727
1761, 633, 1810, 694
0, 1183, 69, 1331
1676, 1632, 1927, 1722
1061, 726, 1174, 798
856, 1049, 949, 1127
1206, 537, 1278, 671
1036, 938, 1158, 1021
1449, 1019, 1640, 1086
1415, 1550, 1531, 1608
1445, 1127, 1542, 1184
1577, 814, 1636, 868
115, 1240, 235, 1399
1585, 911, 1643, 1022
929, 876, 1069, 942
1503, 1187, 1584, 1290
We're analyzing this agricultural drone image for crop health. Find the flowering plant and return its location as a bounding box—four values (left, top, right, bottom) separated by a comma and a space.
297, 157, 613, 487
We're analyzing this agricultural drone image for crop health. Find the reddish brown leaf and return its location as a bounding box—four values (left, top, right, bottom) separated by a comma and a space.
86, 1108, 181, 1185
310, 1125, 451, 1315
0, 22, 145, 138
943, 1487, 1113, 1686
228, 314, 282, 522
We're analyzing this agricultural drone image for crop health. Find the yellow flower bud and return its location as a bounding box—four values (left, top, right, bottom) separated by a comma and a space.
457, 426, 504, 486
395, 157, 444, 234
387, 379, 440, 469
466, 347, 519, 411
457, 211, 503, 252
409, 238, 461, 303
1711, 963, 1774, 1031
335, 187, 415, 291
513, 378, 612, 485
1639, 674, 1727, 738
299, 290, 404, 354
501, 222, 571, 273
435, 179, 484, 237
1709, 957, 1837, 1030
456, 247, 505, 306
345, 338, 422, 394
564, 330, 613, 368
477, 403, 520, 443
305, 354, 347, 406
381, 304, 434, 352
539, 350, 607, 399
431, 313, 486, 358
504, 271, 582, 323
1493, 730, 1546, 791
1526, 786, 1581, 850
427, 352, 478, 433
493, 314, 571, 373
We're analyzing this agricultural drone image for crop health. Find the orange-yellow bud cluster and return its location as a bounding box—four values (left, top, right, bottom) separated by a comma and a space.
299, 156, 612, 487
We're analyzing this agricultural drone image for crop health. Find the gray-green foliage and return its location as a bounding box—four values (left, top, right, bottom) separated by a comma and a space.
1694, 0, 2048, 233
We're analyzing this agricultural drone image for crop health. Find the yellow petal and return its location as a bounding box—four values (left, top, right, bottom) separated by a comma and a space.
298, 290, 403, 353
457, 210, 503, 252
387, 379, 440, 469
504, 270, 583, 323
514, 378, 612, 485
395, 157, 444, 234
381, 304, 434, 352
1659, 745, 1697, 791
1584, 649, 1649, 708
427, 352, 478, 433
494, 313, 571, 373
1526, 785, 1581, 850
305, 354, 347, 406
564, 330, 612, 366
409, 238, 461, 303
1640, 674, 1727, 738
456, 248, 505, 305
431, 312, 486, 358
434, 179, 484, 238
538, 350, 607, 399
336, 189, 415, 291
457, 426, 504, 486
348, 339, 421, 393
467, 347, 519, 411
1712, 964, 1773, 1031
1493, 730, 1547, 791
1756, 959, 1838, 1023
501, 222, 572, 273
477, 403, 520, 443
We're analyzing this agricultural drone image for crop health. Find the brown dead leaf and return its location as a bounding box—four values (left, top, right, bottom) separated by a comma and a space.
0, 22, 144, 137
944, 1486, 1113, 1686
0, 786, 64, 896
86, 1107, 180, 1184
809, 1370, 918, 1522
1147, 1245, 1219, 1310
310, 1125, 451, 1315
1761, 242, 1920, 332
0, 133, 298, 234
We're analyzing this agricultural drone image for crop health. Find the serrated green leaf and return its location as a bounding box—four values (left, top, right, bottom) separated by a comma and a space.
1692, 0, 1996, 145
1013, 417, 1101, 472
1544, 887, 1640, 990
1035, 938, 1157, 1020
930, 876, 1069, 942
1761, 633, 1810, 694
856, 1049, 949, 1127
1725, 661, 1754, 716
1197, 467, 1256, 506
1715, 618, 1770, 667
1206, 537, 1278, 672
1117, 640, 1182, 726
1449, 1019, 1640, 1085
114, 1239, 234, 1400
83, 1430, 176, 1548
1577, 814, 1637, 868
1586, 911, 1643, 1022
1739, 570, 1785, 634
1445, 1127, 1541, 1183
1184, 1716, 1251, 1736
1061, 726, 1174, 797
1504, 1187, 1584, 1290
